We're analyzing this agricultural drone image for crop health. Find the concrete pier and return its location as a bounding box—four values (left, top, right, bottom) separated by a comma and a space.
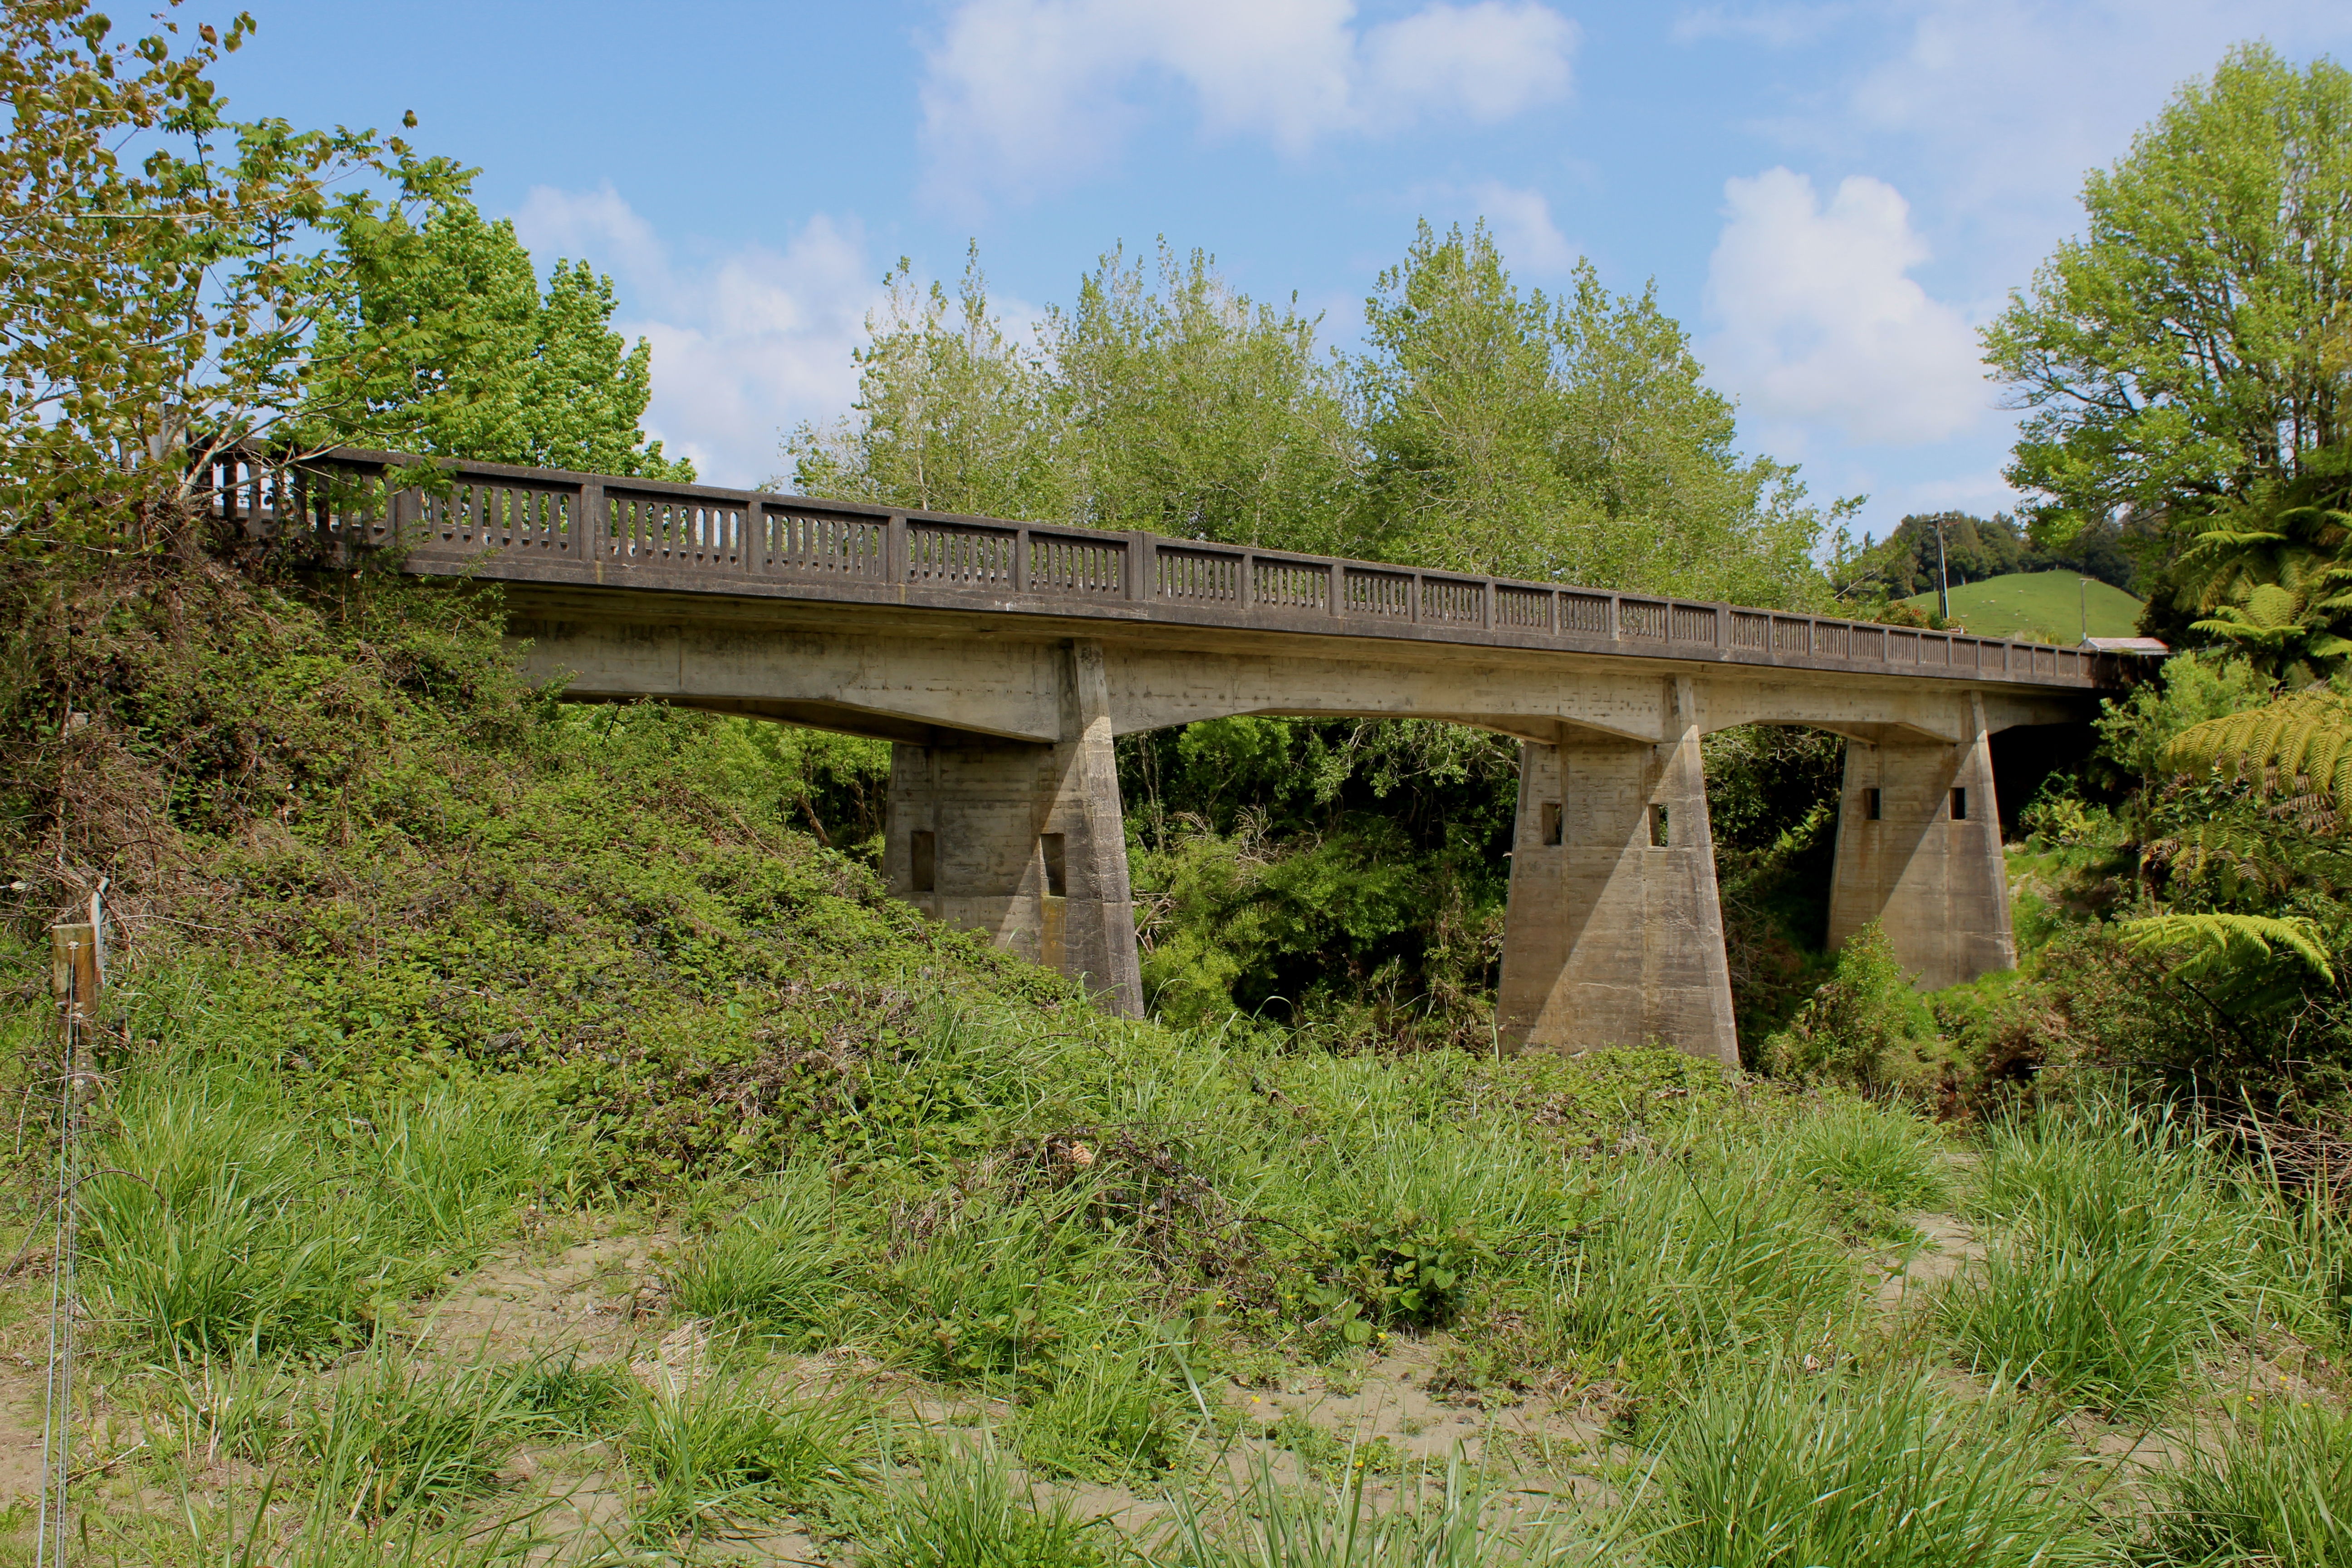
1827, 693, 2016, 990
883, 640, 1142, 1013
1496, 676, 1740, 1064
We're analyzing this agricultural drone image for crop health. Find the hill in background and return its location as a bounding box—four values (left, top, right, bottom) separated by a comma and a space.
1900, 571, 2145, 642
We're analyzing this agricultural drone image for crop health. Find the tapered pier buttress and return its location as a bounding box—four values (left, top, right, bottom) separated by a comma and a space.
1828, 693, 2016, 991
883, 640, 1143, 1015
1496, 677, 1740, 1065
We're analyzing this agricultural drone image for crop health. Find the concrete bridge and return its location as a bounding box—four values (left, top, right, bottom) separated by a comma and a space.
224, 450, 2117, 1063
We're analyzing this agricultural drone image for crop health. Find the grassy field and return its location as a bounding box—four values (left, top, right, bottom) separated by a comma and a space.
4, 565, 2342, 1566
1900, 571, 2145, 641
3, 961, 2346, 1566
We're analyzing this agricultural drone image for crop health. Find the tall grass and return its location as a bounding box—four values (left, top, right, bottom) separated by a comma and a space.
1940, 1101, 2244, 1413
858, 1435, 1112, 1568
79, 1056, 562, 1356
620, 1368, 873, 1543
1161, 1449, 1592, 1567
663, 1163, 844, 1341
1777, 1098, 1951, 1218
1529, 1142, 1856, 1396
1644, 1359, 2109, 1568
300, 1345, 531, 1520
2146, 1397, 2352, 1567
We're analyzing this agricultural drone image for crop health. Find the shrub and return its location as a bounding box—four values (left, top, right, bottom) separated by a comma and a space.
1759, 923, 1932, 1084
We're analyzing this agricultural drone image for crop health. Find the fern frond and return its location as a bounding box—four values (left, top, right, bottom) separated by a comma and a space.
2163, 692, 2352, 822
2117, 913, 2335, 984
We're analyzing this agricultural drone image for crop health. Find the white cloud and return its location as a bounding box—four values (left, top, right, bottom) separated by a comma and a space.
1749, 1, 2352, 280
1671, 3, 1848, 48
919, 0, 1577, 203
512, 185, 881, 488
1702, 167, 1989, 447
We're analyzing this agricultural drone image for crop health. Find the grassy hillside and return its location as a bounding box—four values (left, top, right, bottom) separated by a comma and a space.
1900, 570, 2145, 641
1, 559, 2347, 1565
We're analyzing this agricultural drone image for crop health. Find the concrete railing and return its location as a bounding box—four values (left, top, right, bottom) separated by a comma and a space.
207, 448, 2117, 691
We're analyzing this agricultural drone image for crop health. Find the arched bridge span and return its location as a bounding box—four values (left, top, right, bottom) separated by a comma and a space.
220, 450, 2120, 1063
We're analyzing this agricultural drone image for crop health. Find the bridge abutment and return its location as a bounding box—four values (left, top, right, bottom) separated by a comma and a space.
883, 640, 1143, 1015
1827, 693, 2015, 990
1495, 676, 1740, 1064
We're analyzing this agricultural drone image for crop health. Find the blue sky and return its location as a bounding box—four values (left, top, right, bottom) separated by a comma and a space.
221, 2, 2352, 543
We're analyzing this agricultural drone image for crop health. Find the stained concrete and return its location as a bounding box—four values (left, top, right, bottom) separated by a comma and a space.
510, 609, 2082, 1056
1494, 678, 1739, 1063
1828, 693, 2017, 991
882, 641, 1142, 1014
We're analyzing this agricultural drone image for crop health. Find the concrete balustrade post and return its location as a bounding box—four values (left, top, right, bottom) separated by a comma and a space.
1495, 675, 1739, 1064
882, 638, 1142, 1016
1826, 691, 2015, 990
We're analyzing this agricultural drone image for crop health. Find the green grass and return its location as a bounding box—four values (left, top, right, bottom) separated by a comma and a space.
1643, 1358, 2110, 1568
1938, 1101, 2248, 1414
1899, 571, 2144, 641
2147, 1396, 2352, 1566
620, 1368, 876, 1544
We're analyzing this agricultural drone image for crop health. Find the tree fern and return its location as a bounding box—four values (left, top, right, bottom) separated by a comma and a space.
2161, 691, 2352, 820
2117, 913, 2335, 985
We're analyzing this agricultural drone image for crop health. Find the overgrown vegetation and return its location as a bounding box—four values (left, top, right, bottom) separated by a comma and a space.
1, 6, 2349, 1561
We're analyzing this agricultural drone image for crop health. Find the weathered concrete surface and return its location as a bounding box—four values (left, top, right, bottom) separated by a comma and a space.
881, 641, 1142, 1014
1828, 692, 2016, 990
507, 602, 2081, 1040
1496, 677, 1739, 1064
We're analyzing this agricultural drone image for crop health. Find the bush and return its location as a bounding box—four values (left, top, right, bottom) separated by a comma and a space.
1758, 923, 1932, 1084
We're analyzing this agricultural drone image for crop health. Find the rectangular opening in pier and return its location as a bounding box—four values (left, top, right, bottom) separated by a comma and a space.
1950, 787, 1967, 820
911, 831, 936, 894
1042, 833, 1068, 897
1648, 803, 1669, 848
1865, 787, 1882, 821
1540, 802, 1562, 845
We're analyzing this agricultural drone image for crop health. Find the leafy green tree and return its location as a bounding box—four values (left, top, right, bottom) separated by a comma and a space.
1355, 221, 1839, 607
1985, 44, 2352, 544
1048, 241, 1356, 550
0, 0, 454, 553
302, 193, 690, 479
787, 247, 1063, 519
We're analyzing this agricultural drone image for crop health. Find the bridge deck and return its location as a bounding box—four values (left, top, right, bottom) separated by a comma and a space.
219, 449, 2119, 693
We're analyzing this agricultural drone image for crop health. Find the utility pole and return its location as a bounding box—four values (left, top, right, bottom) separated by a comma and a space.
2080, 578, 2090, 644
1934, 518, 1950, 624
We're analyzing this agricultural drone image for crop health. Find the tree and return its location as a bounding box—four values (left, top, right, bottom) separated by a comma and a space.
1356, 222, 1838, 608
1047, 240, 1356, 551
0, 0, 454, 554
787, 247, 1063, 519
1985, 44, 2352, 546
302, 193, 690, 479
